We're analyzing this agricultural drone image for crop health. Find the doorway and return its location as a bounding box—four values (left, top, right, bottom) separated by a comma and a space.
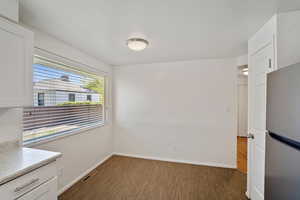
237, 65, 248, 174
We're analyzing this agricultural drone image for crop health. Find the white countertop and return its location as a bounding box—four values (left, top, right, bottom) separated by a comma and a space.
0, 142, 61, 185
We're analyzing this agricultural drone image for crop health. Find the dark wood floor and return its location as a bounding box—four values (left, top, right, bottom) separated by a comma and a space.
59, 155, 247, 200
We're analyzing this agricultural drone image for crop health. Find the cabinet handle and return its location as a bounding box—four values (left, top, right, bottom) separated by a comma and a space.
247, 133, 255, 139
14, 178, 39, 193
268, 59, 272, 69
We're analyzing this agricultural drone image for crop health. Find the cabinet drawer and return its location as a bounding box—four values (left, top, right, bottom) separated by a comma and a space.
0, 162, 56, 200
17, 177, 57, 200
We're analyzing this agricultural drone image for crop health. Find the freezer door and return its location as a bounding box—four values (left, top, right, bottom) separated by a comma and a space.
265, 133, 300, 200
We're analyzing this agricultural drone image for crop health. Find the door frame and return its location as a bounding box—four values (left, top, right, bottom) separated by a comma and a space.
237, 73, 248, 138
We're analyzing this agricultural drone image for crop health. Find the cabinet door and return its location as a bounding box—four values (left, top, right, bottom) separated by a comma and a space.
0, 0, 18, 22
17, 177, 57, 200
0, 17, 33, 107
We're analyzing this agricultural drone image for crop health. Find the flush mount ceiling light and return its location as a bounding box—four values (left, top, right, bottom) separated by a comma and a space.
127, 38, 149, 51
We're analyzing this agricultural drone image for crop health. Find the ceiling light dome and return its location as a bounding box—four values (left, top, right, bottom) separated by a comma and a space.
127, 38, 149, 51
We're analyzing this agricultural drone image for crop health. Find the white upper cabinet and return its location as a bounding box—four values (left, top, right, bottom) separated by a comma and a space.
248, 15, 277, 72
277, 11, 300, 68
0, 0, 19, 22
0, 17, 33, 107
249, 11, 300, 71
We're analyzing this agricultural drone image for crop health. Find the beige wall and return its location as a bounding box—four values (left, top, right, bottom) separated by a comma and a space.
113, 59, 238, 168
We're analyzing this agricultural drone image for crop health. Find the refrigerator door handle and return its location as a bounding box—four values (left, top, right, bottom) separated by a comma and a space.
268, 131, 300, 151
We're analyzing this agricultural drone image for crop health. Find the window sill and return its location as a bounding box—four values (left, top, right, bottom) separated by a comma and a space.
23, 123, 107, 148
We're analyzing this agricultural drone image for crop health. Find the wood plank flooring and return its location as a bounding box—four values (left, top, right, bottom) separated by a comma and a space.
59, 155, 247, 200
237, 136, 248, 174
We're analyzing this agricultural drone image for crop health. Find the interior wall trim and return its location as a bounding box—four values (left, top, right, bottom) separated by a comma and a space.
114, 152, 237, 169
34, 47, 109, 76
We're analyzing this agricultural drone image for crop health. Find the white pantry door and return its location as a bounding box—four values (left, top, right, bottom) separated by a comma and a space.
248, 42, 274, 200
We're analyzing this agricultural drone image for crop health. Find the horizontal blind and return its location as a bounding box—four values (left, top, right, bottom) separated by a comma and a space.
23, 56, 105, 142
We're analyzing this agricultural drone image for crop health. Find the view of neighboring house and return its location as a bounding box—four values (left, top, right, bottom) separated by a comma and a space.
33, 75, 101, 106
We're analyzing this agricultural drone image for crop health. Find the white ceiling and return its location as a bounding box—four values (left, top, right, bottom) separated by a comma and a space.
20, 0, 300, 66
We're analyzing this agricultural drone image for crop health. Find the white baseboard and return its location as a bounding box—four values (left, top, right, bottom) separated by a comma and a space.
114, 152, 236, 169
58, 153, 113, 195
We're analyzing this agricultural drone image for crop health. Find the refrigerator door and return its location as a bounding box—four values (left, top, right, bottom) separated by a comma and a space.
266, 63, 300, 199
267, 63, 300, 142
265, 133, 300, 200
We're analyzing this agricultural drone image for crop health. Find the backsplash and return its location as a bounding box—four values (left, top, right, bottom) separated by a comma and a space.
0, 108, 22, 144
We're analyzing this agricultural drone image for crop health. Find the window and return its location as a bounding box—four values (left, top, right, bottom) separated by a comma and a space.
37, 93, 45, 106
87, 95, 92, 101
23, 56, 105, 143
68, 93, 75, 102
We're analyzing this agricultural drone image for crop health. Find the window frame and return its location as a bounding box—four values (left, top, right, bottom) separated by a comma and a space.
24, 49, 110, 146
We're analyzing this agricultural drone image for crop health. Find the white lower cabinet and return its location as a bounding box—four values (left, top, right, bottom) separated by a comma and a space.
0, 162, 58, 200
17, 177, 57, 200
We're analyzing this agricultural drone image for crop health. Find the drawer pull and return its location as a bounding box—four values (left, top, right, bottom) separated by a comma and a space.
14, 178, 39, 193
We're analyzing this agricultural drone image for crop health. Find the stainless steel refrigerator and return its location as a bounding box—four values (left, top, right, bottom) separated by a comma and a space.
266, 63, 300, 200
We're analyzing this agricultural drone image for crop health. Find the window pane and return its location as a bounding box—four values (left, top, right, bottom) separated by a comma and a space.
87, 95, 92, 101
23, 56, 105, 142
68, 93, 75, 102
38, 93, 45, 106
